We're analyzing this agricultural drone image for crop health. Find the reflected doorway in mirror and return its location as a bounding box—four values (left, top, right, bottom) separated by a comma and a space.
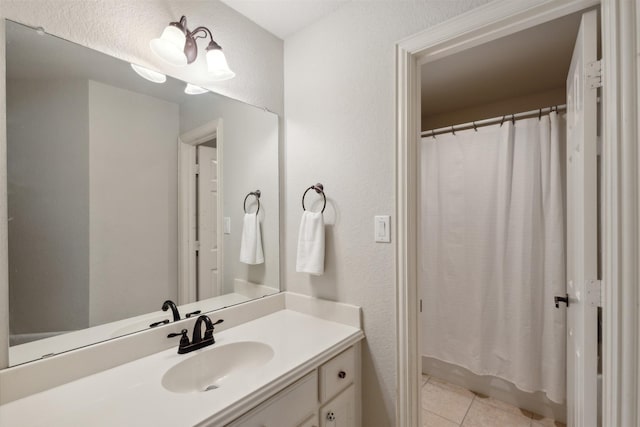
178, 119, 224, 304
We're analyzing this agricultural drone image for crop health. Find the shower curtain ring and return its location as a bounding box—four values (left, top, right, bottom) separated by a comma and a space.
451, 125, 455, 135
431, 130, 436, 139
538, 108, 542, 120
500, 116, 505, 127
473, 122, 478, 132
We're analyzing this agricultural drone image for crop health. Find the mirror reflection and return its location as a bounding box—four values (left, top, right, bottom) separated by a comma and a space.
5, 20, 280, 366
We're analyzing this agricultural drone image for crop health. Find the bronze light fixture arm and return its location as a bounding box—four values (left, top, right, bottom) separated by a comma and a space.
168, 16, 222, 64
150, 15, 234, 79
190, 26, 214, 41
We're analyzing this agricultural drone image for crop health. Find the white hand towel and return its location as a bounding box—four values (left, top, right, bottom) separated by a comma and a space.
296, 211, 325, 275
239, 212, 264, 265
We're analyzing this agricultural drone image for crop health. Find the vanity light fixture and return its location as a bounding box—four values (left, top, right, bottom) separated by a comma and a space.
130, 63, 167, 83
150, 16, 235, 81
184, 83, 208, 95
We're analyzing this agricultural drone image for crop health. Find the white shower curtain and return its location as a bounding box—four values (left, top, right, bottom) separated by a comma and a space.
420, 112, 566, 403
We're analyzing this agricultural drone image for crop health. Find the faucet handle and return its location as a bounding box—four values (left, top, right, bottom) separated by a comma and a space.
149, 319, 170, 328
167, 329, 190, 348
204, 319, 224, 340
209, 318, 224, 331
167, 329, 188, 338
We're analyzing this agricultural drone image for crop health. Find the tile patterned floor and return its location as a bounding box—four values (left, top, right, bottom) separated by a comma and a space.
421, 375, 566, 427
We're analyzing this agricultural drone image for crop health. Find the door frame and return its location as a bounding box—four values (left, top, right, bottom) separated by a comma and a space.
394, 0, 639, 426
177, 118, 224, 305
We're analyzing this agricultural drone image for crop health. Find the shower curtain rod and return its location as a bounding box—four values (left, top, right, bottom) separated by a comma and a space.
421, 104, 567, 138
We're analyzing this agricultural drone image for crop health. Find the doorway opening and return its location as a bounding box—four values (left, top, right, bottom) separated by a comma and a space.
178, 119, 224, 305
418, 8, 601, 426
391, 1, 629, 425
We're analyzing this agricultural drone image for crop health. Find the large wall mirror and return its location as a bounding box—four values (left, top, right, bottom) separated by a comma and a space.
5, 20, 280, 366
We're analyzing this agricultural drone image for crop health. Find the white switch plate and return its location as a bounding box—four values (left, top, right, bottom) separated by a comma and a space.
375, 215, 391, 243
224, 217, 231, 234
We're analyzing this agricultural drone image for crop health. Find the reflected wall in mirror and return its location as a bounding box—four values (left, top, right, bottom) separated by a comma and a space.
5, 20, 280, 367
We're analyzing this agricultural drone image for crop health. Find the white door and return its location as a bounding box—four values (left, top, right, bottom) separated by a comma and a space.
565, 9, 599, 427
197, 145, 220, 299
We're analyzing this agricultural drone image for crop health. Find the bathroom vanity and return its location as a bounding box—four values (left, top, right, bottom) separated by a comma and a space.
0, 293, 364, 427
225, 345, 358, 427
0, 17, 363, 427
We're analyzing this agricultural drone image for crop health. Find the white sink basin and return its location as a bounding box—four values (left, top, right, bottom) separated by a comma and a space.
161, 341, 274, 393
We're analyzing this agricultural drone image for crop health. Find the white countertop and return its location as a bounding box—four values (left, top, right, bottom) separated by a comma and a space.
0, 309, 363, 427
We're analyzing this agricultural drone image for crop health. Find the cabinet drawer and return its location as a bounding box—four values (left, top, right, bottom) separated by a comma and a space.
227, 371, 318, 427
319, 347, 356, 403
320, 384, 356, 427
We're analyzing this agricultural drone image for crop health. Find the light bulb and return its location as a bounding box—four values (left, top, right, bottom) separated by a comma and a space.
205, 49, 235, 81
184, 83, 208, 95
150, 25, 188, 66
130, 64, 166, 83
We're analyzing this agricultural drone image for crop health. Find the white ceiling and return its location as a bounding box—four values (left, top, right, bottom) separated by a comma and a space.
421, 11, 587, 123
220, 0, 350, 39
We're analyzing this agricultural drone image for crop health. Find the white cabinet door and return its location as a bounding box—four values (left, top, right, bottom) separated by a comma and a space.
319, 347, 355, 403
565, 9, 599, 427
298, 414, 319, 427
226, 372, 317, 427
320, 385, 355, 427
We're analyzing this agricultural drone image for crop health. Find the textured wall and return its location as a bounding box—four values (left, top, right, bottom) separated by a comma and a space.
283, 1, 489, 425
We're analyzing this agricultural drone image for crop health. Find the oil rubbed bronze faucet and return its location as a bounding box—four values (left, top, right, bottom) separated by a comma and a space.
162, 300, 181, 321
167, 315, 224, 354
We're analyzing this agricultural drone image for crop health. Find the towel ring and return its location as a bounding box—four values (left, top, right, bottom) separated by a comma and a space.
302, 183, 326, 213
243, 190, 261, 214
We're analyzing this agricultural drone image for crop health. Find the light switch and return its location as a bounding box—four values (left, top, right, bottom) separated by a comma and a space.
375, 215, 391, 243
224, 217, 231, 234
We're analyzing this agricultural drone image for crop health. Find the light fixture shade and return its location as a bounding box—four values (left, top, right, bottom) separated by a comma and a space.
150, 25, 187, 66
130, 63, 167, 83
184, 83, 208, 95
206, 49, 235, 81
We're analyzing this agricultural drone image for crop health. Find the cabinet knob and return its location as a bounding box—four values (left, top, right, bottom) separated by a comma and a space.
338, 370, 347, 379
